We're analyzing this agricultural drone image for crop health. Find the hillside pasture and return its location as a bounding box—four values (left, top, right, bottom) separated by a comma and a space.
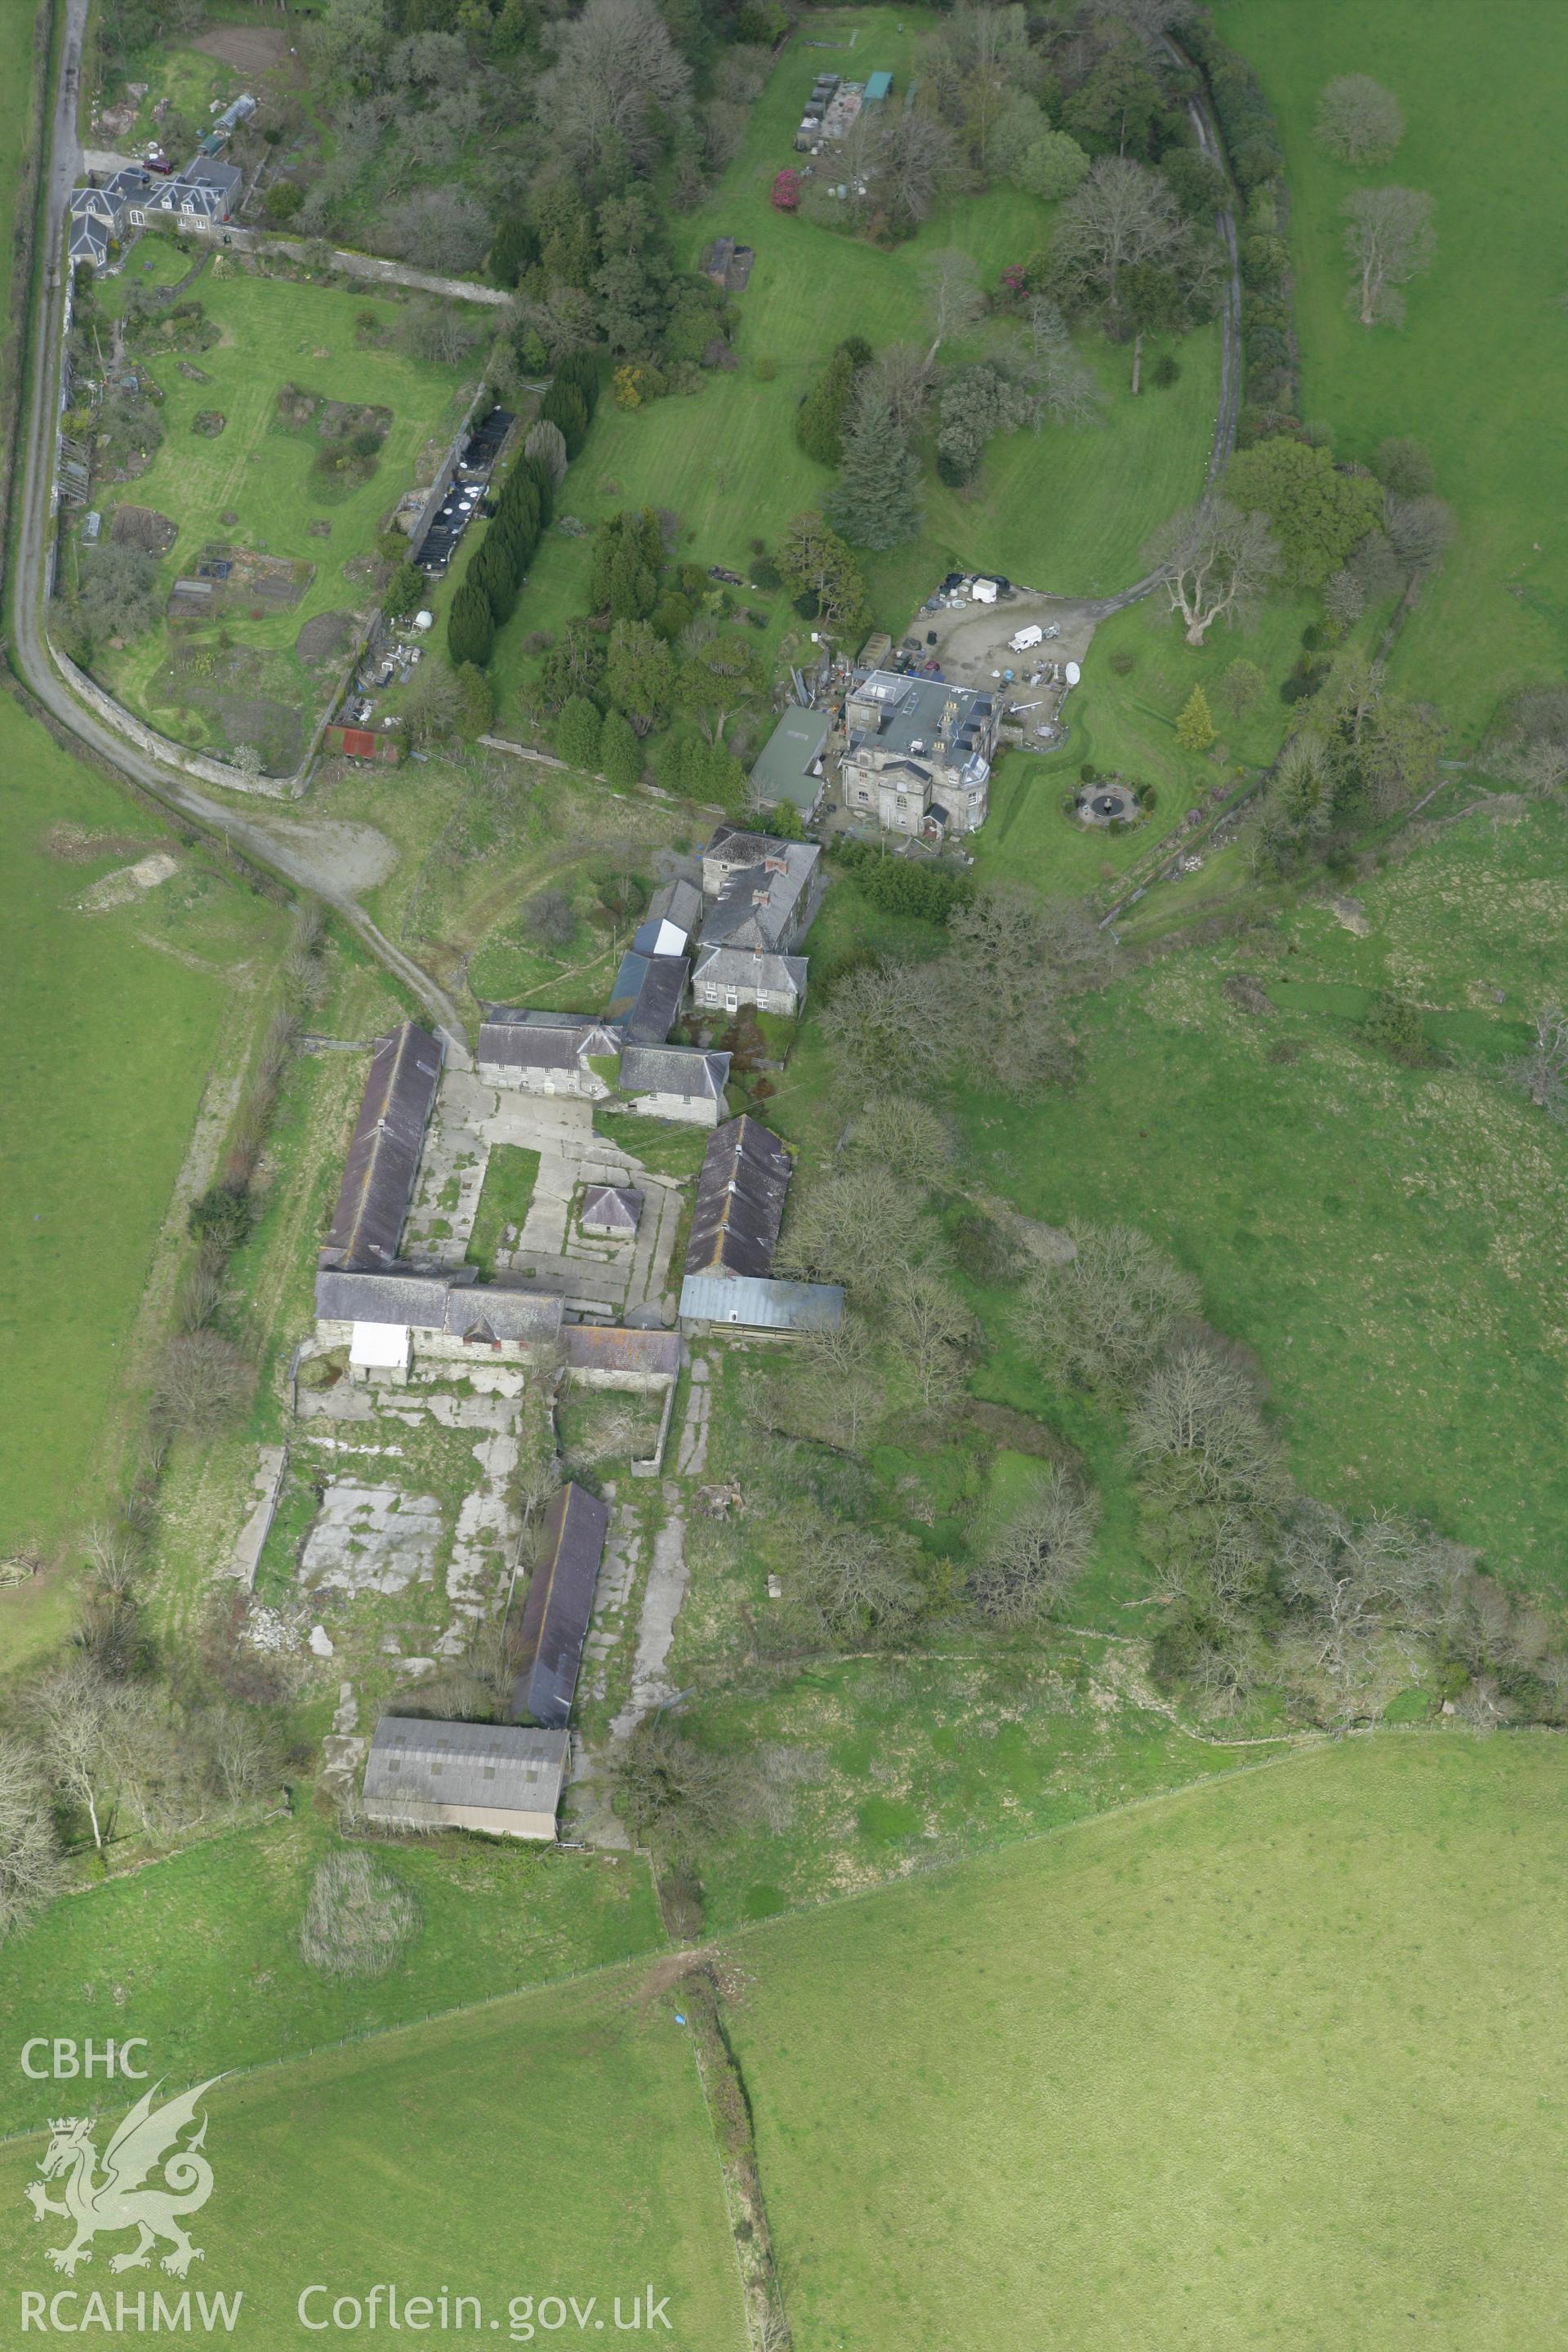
1215, 0, 1568, 745
0, 1971, 743, 2350
731, 1735, 1568, 2352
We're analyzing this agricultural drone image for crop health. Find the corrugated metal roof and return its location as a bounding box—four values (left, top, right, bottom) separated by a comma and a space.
685, 1114, 792, 1280
321, 1026, 443, 1271
749, 706, 829, 813
679, 1274, 844, 1332
363, 1716, 568, 1823
511, 1484, 609, 1728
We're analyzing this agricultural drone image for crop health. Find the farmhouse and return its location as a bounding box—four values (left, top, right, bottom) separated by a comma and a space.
511, 1482, 610, 1728
359, 1717, 568, 1842
618, 1042, 730, 1126
750, 706, 830, 821
692, 944, 808, 1017
840, 670, 1000, 837
699, 826, 826, 956
319, 1023, 443, 1272
476, 1009, 620, 1097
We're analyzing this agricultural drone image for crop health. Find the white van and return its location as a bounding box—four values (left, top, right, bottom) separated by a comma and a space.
1009, 624, 1045, 653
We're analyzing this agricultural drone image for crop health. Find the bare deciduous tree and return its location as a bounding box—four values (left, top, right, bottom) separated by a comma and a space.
1020, 296, 1104, 430
791, 1516, 922, 1641
866, 342, 934, 438
969, 1467, 1098, 1624
1511, 1006, 1568, 1120
0, 1736, 62, 1939
1341, 185, 1435, 327
1017, 1223, 1200, 1396
1383, 492, 1454, 579
1143, 498, 1282, 644
534, 0, 692, 174
206, 1704, 278, 1806
153, 1332, 253, 1435
815, 959, 951, 1099
1313, 74, 1403, 165
921, 247, 983, 366
1282, 1502, 1460, 1719
31, 1664, 114, 1855
842, 1094, 956, 1184
611, 1716, 737, 1855
886, 1264, 978, 1411
1054, 155, 1182, 309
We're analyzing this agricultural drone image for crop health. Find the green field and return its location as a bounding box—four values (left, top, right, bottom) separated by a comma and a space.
1216, 0, 1568, 745
0, 1971, 743, 2351
0, 699, 282, 1619
87, 266, 474, 761
730, 1735, 1568, 2351
0, 1812, 664, 2138
489, 7, 1223, 730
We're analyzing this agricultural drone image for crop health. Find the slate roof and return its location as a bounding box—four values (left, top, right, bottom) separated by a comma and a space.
679, 1273, 845, 1332
607, 951, 689, 1045
182, 154, 243, 197
362, 1716, 568, 1826
685, 1115, 792, 1281
581, 1183, 643, 1236
699, 840, 821, 955
618, 1043, 729, 1103
476, 1014, 617, 1073
314, 1267, 565, 1347
511, 1483, 609, 1728
321, 1025, 443, 1270
692, 945, 808, 1005
560, 1325, 681, 1381
646, 878, 702, 935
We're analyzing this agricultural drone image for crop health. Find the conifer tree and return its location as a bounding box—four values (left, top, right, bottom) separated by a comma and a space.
825, 381, 924, 552
1175, 684, 1216, 751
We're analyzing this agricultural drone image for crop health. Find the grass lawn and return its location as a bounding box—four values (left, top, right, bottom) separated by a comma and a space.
0, 1811, 666, 2139
0, 695, 281, 1622
1215, 0, 1568, 746
466, 1143, 541, 1274
88, 265, 474, 760
0, 1971, 743, 2350
730, 1735, 1568, 2352
488, 6, 1222, 733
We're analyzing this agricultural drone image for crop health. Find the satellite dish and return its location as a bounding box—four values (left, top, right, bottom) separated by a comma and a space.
1064, 661, 1081, 686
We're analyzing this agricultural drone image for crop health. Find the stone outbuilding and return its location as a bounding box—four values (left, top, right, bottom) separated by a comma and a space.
581, 1183, 644, 1239
511, 1483, 610, 1728
359, 1717, 568, 1842
618, 1043, 730, 1126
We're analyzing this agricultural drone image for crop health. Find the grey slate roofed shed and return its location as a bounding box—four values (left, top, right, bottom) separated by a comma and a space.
581, 1183, 643, 1237
618, 1043, 730, 1102
607, 950, 689, 1045
511, 1483, 609, 1727
321, 1024, 443, 1270
361, 1716, 568, 1840
686, 1114, 792, 1280
314, 1266, 565, 1347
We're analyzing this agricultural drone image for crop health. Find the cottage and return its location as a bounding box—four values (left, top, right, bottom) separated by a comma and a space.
618, 1043, 730, 1127
749, 707, 829, 819
840, 670, 1000, 837
511, 1483, 610, 1727
698, 826, 825, 956
686, 1115, 791, 1281
692, 943, 808, 1018
360, 1716, 568, 1842
476, 1010, 620, 1097
607, 949, 689, 1046
319, 1024, 443, 1272
581, 1183, 643, 1239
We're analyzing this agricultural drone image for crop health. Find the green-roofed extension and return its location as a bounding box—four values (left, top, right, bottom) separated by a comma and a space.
864, 69, 893, 102
750, 706, 830, 815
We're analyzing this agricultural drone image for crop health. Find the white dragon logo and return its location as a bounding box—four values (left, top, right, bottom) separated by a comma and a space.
25, 2078, 222, 2278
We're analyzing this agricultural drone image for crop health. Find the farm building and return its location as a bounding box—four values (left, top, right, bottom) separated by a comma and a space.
863, 69, 893, 104
686, 1115, 792, 1280
750, 706, 830, 819
359, 1717, 568, 1842
511, 1483, 611, 1728
679, 1273, 844, 1335
701, 237, 755, 294
476, 1010, 620, 1097
581, 1183, 643, 1239
325, 724, 399, 765
607, 950, 689, 1046
314, 1267, 565, 1379
631, 877, 702, 958
559, 1324, 681, 1391
618, 1043, 731, 1127
319, 1024, 443, 1272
